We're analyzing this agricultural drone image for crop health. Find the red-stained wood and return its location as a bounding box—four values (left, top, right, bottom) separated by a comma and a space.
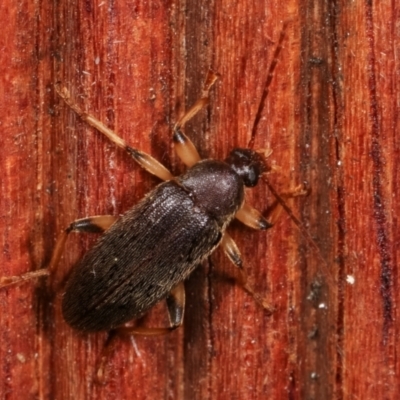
1, 0, 399, 399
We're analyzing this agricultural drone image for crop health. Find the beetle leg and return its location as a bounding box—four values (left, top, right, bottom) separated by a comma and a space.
172, 129, 202, 167
221, 233, 273, 312
0, 215, 117, 288
50, 215, 118, 272
96, 282, 185, 383
0, 268, 50, 289
56, 86, 173, 181
172, 71, 219, 167
165, 281, 186, 329
116, 282, 185, 336
235, 202, 273, 230
235, 183, 308, 230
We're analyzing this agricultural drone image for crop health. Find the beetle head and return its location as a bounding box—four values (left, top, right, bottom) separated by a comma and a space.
225, 148, 270, 187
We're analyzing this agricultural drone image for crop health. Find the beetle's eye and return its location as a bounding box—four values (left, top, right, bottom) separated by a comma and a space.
225, 149, 267, 187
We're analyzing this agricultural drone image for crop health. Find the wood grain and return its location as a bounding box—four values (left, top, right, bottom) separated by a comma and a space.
0, 0, 399, 399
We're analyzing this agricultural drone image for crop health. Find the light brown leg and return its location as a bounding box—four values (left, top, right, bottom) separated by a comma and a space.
116, 281, 185, 336
235, 202, 273, 230
96, 282, 186, 384
173, 71, 219, 167
56, 86, 173, 181
235, 183, 307, 231
221, 233, 272, 312
0, 215, 117, 288
0, 269, 50, 289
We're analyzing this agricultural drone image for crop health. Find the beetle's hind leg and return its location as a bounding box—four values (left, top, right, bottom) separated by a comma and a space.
116, 281, 185, 336
173, 71, 219, 167
56, 86, 174, 181
96, 282, 186, 384
0, 215, 117, 288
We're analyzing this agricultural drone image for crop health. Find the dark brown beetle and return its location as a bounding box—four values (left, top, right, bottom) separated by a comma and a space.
1, 25, 302, 336
56, 73, 274, 334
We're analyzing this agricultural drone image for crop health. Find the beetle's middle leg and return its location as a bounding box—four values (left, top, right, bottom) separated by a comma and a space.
223, 185, 308, 310
56, 86, 174, 181
221, 233, 272, 311
172, 71, 219, 167
0, 215, 117, 288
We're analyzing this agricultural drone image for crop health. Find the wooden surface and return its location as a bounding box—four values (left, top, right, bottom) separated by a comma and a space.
1, 0, 399, 399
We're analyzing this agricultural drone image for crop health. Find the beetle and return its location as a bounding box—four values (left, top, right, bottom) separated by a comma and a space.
55, 73, 274, 334
1, 24, 301, 335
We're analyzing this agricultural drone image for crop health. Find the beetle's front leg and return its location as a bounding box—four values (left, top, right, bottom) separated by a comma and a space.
235, 183, 308, 230
235, 202, 273, 230
0, 215, 117, 288
225, 185, 308, 310
172, 71, 219, 167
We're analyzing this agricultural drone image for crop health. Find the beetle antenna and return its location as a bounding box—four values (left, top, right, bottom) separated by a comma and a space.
248, 20, 289, 150
262, 175, 336, 286
248, 22, 333, 284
